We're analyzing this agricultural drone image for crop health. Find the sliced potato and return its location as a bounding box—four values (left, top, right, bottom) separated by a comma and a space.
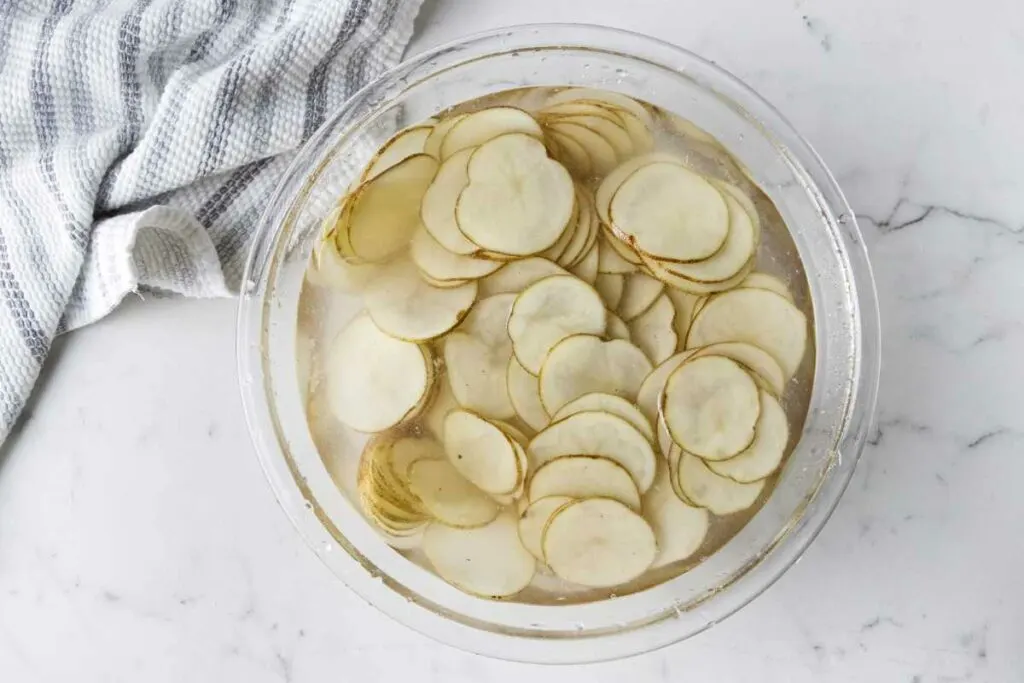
628, 293, 677, 364
346, 154, 438, 263
740, 272, 793, 302
661, 190, 756, 283
686, 288, 808, 379
518, 496, 573, 561
605, 311, 631, 341
457, 134, 575, 256
597, 234, 638, 274
540, 194, 580, 264
443, 410, 522, 495
569, 241, 599, 284
410, 227, 502, 282
506, 358, 550, 432
594, 152, 689, 225
421, 147, 479, 255
644, 459, 709, 568
325, 314, 432, 432
422, 113, 466, 159
633, 350, 697, 426
665, 288, 700, 350
544, 88, 654, 127
663, 355, 760, 461
424, 374, 459, 439
408, 458, 499, 528
362, 125, 432, 181
562, 115, 634, 157
528, 456, 641, 511
439, 107, 543, 159
507, 275, 607, 374
478, 257, 566, 297
528, 411, 657, 493
677, 451, 765, 515
557, 187, 596, 267
666, 442, 697, 505
547, 128, 592, 177
618, 272, 665, 321
539, 335, 652, 415
443, 294, 516, 419
423, 510, 535, 597
542, 498, 657, 588
308, 236, 383, 292
595, 273, 625, 309
548, 121, 618, 174
708, 390, 789, 482
389, 435, 445, 482
551, 391, 655, 443
363, 256, 477, 342
688, 341, 787, 397
644, 250, 756, 295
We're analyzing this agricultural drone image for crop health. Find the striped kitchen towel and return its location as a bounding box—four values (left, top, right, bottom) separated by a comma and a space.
0, 0, 424, 442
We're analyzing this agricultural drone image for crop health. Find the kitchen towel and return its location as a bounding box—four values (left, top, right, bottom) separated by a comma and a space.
0, 0, 425, 442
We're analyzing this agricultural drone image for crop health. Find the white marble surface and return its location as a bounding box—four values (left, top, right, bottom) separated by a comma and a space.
2, 0, 1023, 680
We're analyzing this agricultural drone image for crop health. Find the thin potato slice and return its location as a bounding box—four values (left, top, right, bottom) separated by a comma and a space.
444, 294, 516, 419
540, 101, 624, 123
544, 88, 654, 127
422, 113, 466, 159
421, 148, 479, 255
528, 456, 641, 511
708, 390, 789, 482
662, 356, 760, 461
569, 242, 599, 284
408, 459, 499, 528
443, 410, 522, 495
478, 257, 566, 297
539, 335, 652, 415
688, 341, 787, 397
325, 314, 432, 432
363, 256, 477, 342
595, 273, 625, 309
635, 350, 699, 426
563, 115, 633, 157
602, 226, 645, 266
540, 194, 580, 264
423, 510, 535, 597
662, 191, 756, 282
594, 152, 689, 225
666, 442, 697, 505
308, 236, 382, 292
548, 121, 618, 174
457, 134, 575, 256
542, 498, 657, 588
390, 435, 445, 482
424, 375, 459, 439
507, 358, 550, 432
439, 107, 543, 159
518, 496, 572, 561
410, 227, 502, 282
551, 392, 655, 443
547, 129, 592, 177
740, 272, 793, 302
507, 275, 607, 374
618, 272, 665, 321
628, 293, 678, 364
557, 187, 596, 267
528, 411, 657, 493
597, 234, 638, 274
645, 459, 709, 568
346, 154, 438, 263
362, 125, 432, 181
644, 251, 755, 294
605, 311, 631, 341
677, 451, 765, 515
686, 288, 808, 379
665, 288, 700, 350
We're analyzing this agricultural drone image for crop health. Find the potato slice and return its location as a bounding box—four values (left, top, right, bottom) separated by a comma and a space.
644, 251, 755, 294
528, 411, 657, 493
597, 236, 637, 275
605, 311, 631, 341
557, 187, 596, 267
538, 335, 652, 415
422, 113, 466, 158
548, 121, 618, 174
686, 288, 808, 379
507, 275, 607, 374
666, 442, 697, 506
628, 293, 677, 364
518, 496, 572, 561
408, 458, 499, 528
708, 390, 789, 482
529, 456, 641, 511
421, 147, 479, 255
439, 107, 543, 159
677, 451, 765, 515
325, 314, 432, 432
662, 355, 760, 461
410, 227, 502, 282
363, 256, 477, 342
506, 358, 550, 432
443, 410, 522, 495
424, 374, 458, 439
544, 88, 654, 127
634, 350, 697, 426
661, 191, 756, 283
665, 288, 700, 350
389, 435, 445, 482
594, 152, 689, 225
569, 242, 599, 284
443, 294, 516, 419
542, 498, 657, 588
595, 273, 625, 309
562, 115, 634, 157
457, 134, 575, 256
618, 272, 665, 321
551, 391, 655, 443
688, 341, 787, 397
361, 124, 432, 181
423, 510, 535, 597
547, 129, 592, 177
478, 256, 566, 297
540, 101, 625, 123
609, 162, 728, 263
308, 236, 383, 292
346, 154, 438, 263
644, 459, 709, 568
540, 194, 579, 264
740, 272, 793, 302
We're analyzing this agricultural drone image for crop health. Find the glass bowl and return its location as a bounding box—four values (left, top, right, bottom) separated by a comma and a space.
237, 23, 880, 664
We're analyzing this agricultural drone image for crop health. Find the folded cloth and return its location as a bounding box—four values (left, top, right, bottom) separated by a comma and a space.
0, 0, 425, 441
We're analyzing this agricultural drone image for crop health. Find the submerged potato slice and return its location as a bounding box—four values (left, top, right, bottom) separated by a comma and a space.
662, 355, 760, 461
549, 121, 618, 174
644, 459, 709, 568
677, 451, 765, 515
408, 458, 499, 528
661, 190, 756, 283
542, 498, 657, 588
439, 106, 543, 159
529, 455, 641, 511
740, 272, 793, 302
528, 411, 657, 493
507, 275, 607, 374
506, 358, 550, 432
389, 435, 445, 483
632, 351, 699, 426
708, 390, 789, 482
617, 272, 664, 321
410, 227, 502, 282
444, 294, 516, 419
628, 293, 678, 364
569, 241, 600, 284
688, 341, 787, 397
443, 410, 522, 495
518, 495, 572, 561
665, 288, 700, 350
362, 125, 432, 181
346, 154, 438, 262
551, 391, 655, 443
363, 256, 477, 341
457, 134, 575, 256
687, 288, 808, 379
544, 88, 654, 127
424, 375, 459, 439
665, 442, 697, 506
595, 273, 625, 309
539, 335, 652, 414
478, 257, 567, 297
597, 234, 638, 274
423, 113, 466, 159
423, 510, 535, 597
325, 314, 432, 432
595, 153, 682, 226
421, 148, 480, 255
605, 311, 631, 341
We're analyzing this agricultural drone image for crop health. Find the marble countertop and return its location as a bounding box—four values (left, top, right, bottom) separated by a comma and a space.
2, 0, 1022, 681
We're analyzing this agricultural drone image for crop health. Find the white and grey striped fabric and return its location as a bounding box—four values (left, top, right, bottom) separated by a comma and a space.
0, 0, 424, 441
